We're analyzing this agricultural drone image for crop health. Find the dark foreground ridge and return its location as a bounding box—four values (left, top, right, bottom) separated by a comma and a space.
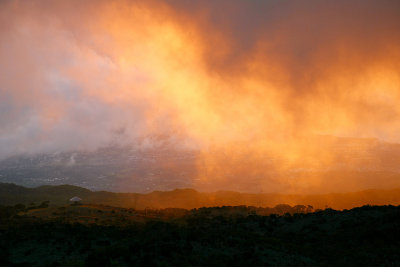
2, 182, 400, 210
1, 203, 400, 266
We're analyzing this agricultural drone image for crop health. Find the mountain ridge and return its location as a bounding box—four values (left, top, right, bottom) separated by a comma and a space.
2, 182, 400, 210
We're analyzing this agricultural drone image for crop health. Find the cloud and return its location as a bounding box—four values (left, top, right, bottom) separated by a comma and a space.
1, 0, 400, 192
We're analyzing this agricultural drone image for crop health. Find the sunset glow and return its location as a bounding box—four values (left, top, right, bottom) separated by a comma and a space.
1, 0, 400, 194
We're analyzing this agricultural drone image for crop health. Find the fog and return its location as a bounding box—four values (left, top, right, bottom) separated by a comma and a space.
1, 0, 400, 192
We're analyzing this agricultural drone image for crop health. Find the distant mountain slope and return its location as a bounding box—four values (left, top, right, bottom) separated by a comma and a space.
1, 183, 400, 210
1, 136, 400, 194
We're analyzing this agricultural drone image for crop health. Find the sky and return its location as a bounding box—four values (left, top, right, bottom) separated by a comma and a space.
1, 0, 400, 192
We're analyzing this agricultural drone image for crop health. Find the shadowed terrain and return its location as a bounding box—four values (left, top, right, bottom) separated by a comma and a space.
1, 203, 399, 266
1, 182, 400, 210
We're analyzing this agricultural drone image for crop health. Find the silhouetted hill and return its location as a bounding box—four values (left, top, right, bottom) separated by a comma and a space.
1, 203, 400, 266
2, 183, 400, 209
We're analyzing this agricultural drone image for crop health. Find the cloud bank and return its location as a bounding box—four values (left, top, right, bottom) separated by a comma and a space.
1, 0, 400, 192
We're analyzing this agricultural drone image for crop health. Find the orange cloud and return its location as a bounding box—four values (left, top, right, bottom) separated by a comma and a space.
1, 0, 400, 193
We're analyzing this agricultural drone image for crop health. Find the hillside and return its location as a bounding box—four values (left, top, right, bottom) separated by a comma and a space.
2, 183, 400, 210
1, 204, 400, 266
1, 136, 400, 194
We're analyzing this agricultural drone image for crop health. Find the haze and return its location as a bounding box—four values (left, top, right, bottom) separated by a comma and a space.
1, 0, 400, 194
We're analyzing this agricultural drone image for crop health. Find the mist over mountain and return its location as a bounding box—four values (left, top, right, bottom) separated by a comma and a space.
1, 0, 400, 196
2, 1, 400, 266
1, 135, 400, 194
0, 0, 400, 267
0, 134, 198, 193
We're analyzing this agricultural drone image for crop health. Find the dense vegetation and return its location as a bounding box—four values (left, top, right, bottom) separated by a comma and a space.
1, 203, 400, 266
